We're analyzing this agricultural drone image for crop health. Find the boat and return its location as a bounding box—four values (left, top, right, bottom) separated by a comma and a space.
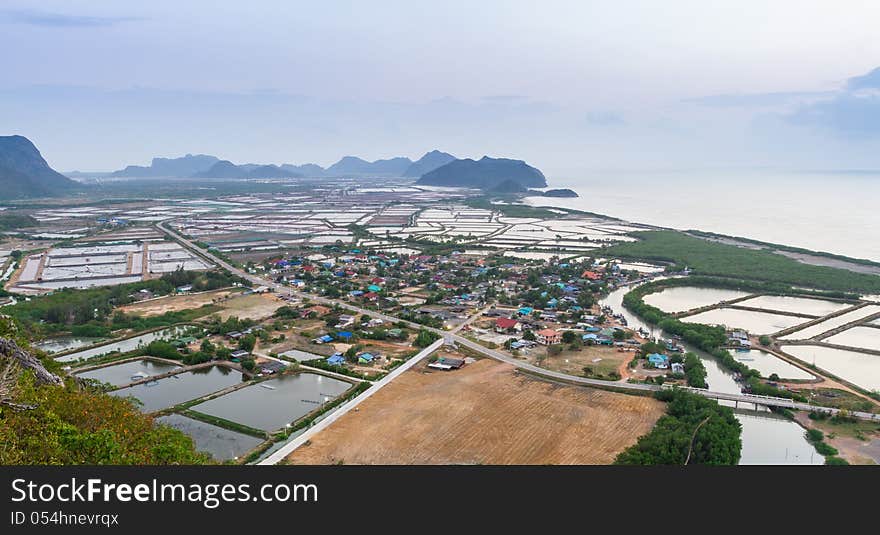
259, 383, 276, 390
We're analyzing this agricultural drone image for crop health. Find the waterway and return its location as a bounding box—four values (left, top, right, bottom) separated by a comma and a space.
601, 283, 823, 464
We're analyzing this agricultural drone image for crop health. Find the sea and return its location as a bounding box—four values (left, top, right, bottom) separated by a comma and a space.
525, 169, 880, 263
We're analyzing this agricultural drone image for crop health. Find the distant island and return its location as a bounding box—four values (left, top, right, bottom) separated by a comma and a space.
0, 135, 82, 198
531, 188, 578, 198
416, 156, 547, 190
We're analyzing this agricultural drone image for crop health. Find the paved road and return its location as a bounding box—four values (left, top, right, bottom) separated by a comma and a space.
157, 221, 880, 423
257, 338, 445, 464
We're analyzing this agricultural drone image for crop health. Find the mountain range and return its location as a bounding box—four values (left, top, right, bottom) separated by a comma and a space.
192, 160, 302, 179
111, 154, 220, 177
0, 136, 82, 199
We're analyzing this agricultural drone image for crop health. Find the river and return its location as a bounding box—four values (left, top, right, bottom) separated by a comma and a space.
527, 170, 880, 263
600, 283, 823, 465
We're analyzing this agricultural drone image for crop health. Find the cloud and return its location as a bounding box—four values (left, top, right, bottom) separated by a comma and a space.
682, 91, 832, 108
585, 111, 626, 126
779, 66, 880, 138
0, 9, 142, 28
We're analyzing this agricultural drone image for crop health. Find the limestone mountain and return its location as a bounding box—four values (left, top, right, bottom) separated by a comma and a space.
416, 156, 547, 190
403, 150, 456, 177
0, 135, 82, 199
111, 154, 219, 177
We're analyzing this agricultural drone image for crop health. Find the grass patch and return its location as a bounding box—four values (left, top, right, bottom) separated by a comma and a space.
605, 230, 880, 294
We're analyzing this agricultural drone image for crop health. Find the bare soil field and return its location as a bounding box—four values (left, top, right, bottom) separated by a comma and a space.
285, 359, 664, 465
118, 289, 238, 316
535, 345, 635, 379
216, 293, 284, 321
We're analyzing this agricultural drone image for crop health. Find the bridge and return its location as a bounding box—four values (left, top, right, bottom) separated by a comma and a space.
156, 221, 880, 424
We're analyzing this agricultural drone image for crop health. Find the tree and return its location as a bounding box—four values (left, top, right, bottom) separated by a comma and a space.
238, 334, 256, 352
414, 329, 440, 348
200, 339, 215, 354
522, 330, 536, 341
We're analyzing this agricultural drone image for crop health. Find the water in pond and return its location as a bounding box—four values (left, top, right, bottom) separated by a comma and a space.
55, 326, 193, 363
781, 345, 880, 392
824, 326, 880, 352
190, 373, 352, 432
642, 286, 751, 313
34, 336, 105, 354
731, 349, 815, 381
736, 295, 851, 317
780, 305, 880, 340
111, 366, 242, 413
156, 414, 264, 462
75, 359, 180, 387
737, 410, 823, 465
601, 283, 825, 465
682, 308, 808, 335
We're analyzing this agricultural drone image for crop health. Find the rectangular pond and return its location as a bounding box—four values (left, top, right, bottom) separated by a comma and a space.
111, 366, 243, 413
55, 326, 193, 363
781, 345, 880, 392
190, 373, 352, 432
75, 359, 181, 386
642, 287, 752, 314
736, 295, 851, 317
681, 307, 808, 335
155, 414, 264, 462
34, 336, 106, 354
730, 349, 815, 381
824, 326, 880, 352
780, 305, 880, 340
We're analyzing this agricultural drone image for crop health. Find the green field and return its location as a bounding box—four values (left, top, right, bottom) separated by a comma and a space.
605, 230, 880, 294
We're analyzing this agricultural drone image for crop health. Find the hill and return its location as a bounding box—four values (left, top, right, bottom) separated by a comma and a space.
111, 154, 219, 177
0, 135, 82, 199
403, 150, 456, 177
531, 188, 578, 198
191, 160, 300, 179
326, 155, 413, 176
281, 163, 326, 177
416, 156, 547, 190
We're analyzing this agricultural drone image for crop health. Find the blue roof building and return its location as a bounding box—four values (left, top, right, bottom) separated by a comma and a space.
518, 307, 534, 315
326, 354, 345, 365
357, 352, 375, 363
647, 353, 670, 368
336, 331, 353, 340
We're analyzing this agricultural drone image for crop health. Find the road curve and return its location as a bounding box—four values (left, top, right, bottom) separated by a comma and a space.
156, 221, 880, 423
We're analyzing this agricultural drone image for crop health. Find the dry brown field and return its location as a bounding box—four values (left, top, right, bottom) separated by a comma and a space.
285, 358, 663, 465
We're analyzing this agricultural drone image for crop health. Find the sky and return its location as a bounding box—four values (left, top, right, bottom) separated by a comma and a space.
2, 0, 880, 176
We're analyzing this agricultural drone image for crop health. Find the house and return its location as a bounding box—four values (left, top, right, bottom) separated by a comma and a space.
326, 354, 346, 366
518, 306, 534, 316
313, 334, 334, 344
437, 356, 465, 369
260, 360, 286, 374
387, 328, 405, 339
536, 328, 562, 345
357, 352, 375, 364
671, 362, 685, 374
495, 317, 521, 333
337, 314, 356, 327
647, 353, 669, 369
176, 285, 193, 293
230, 349, 251, 360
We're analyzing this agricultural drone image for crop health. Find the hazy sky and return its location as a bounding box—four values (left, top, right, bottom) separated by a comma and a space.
3, 1, 880, 175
